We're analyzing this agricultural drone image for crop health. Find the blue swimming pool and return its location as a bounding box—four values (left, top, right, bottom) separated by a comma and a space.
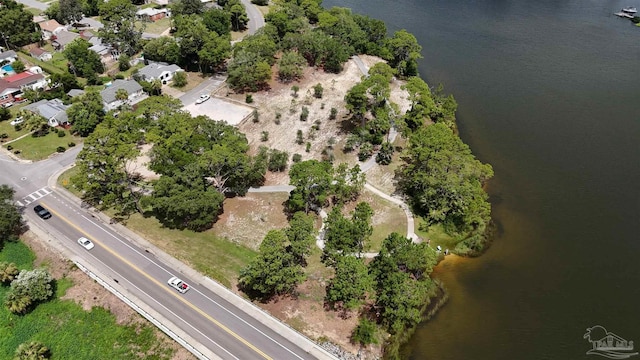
1, 64, 14, 72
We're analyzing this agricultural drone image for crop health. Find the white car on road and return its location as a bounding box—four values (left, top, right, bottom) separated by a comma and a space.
168, 276, 190, 293
77, 237, 95, 250
195, 94, 210, 104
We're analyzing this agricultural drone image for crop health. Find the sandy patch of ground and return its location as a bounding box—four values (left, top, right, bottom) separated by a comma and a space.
210, 192, 290, 250
126, 143, 160, 181
21, 231, 195, 360
183, 98, 254, 126
363, 137, 407, 195
237, 57, 374, 163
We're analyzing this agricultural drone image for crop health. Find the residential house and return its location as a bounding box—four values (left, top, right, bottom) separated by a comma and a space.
23, 98, 70, 127
0, 71, 48, 107
52, 30, 80, 51
137, 62, 182, 84
29, 48, 53, 62
67, 89, 85, 98
100, 79, 145, 111
136, 8, 169, 22
0, 50, 18, 64
85, 36, 120, 63
38, 19, 66, 41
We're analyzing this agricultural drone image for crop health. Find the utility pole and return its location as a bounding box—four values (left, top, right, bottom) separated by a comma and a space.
0, 32, 9, 50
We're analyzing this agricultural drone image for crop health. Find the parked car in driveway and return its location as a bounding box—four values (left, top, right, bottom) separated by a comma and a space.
195, 94, 210, 104
33, 205, 52, 219
77, 237, 94, 250
10, 117, 23, 126
168, 276, 189, 293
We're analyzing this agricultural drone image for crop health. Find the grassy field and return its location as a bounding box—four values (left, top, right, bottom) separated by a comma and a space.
136, 17, 171, 35
0, 121, 29, 143
415, 222, 462, 251
0, 241, 178, 360
4, 129, 81, 161
119, 214, 258, 288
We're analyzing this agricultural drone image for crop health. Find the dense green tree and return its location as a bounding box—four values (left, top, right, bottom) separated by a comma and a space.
285, 211, 316, 266
172, 71, 187, 87
68, 90, 105, 136
99, 0, 143, 55
325, 255, 371, 310
198, 35, 231, 73
0, 0, 41, 47
239, 230, 305, 299
401, 76, 436, 131
232, 33, 278, 65
399, 123, 493, 235
72, 114, 144, 214
287, 160, 334, 213
139, 79, 162, 96
344, 82, 369, 124
83, 0, 101, 16
150, 166, 225, 231
19, 109, 48, 137
12, 60, 25, 74
170, 0, 204, 16
202, 8, 231, 36
317, 7, 366, 54
13, 341, 51, 360
323, 202, 373, 263
226, 0, 248, 31
278, 50, 306, 83
376, 142, 394, 165
59, 0, 83, 24
266, 148, 289, 172
49, 71, 81, 93
227, 50, 272, 92
351, 317, 378, 346
384, 29, 422, 78
143, 37, 182, 65
5, 269, 54, 314
0, 185, 22, 247
353, 14, 387, 56
64, 39, 105, 77
0, 107, 10, 121
332, 163, 365, 204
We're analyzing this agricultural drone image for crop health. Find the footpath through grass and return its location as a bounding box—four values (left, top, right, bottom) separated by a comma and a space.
0, 241, 178, 360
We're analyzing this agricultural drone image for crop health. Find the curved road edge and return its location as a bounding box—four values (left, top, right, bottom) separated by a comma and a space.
47, 164, 338, 360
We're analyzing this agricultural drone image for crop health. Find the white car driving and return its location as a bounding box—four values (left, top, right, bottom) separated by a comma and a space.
195, 94, 210, 104
168, 276, 189, 293
77, 237, 95, 250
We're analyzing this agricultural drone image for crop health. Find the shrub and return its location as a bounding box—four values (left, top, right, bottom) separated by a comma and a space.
357, 143, 373, 161
0, 107, 10, 120
291, 85, 299, 97
114, 74, 124, 80
305, 142, 311, 153
296, 130, 304, 145
313, 83, 323, 98
267, 149, 288, 172
67, 142, 76, 147
320, 103, 325, 109
329, 107, 338, 120
56, 146, 66, 153
376, 142, 394, 165
172, 71, 187, 87
0, 262, 19, 284
13, 341, 51, 360
12, 60, 25, 73
351, 318, 378, 345
246, 94, 254, 103
343, 134, 360, 153
292, 153, 302, 163
14, 123, 23, 131
252, 109, 259, 123
13, 150, 20, 154
57, 129, 66, 137
300, 106, 309, 121
7, 145, 13, 150
261, 131, 269, 142
0, 133, 8, 139
118, 54, 131, 71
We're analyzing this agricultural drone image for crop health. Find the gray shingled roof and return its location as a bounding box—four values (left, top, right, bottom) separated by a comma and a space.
0, 50, 17, 61
67, 89, 85, 97
138, 62, 182, 80
54, 31, 80, 47
100, 79, 143, 104
24, 98, 69, 122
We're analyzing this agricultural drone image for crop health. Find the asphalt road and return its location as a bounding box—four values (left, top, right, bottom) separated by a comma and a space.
0, 148, 335, 359
240, 0, 265, 35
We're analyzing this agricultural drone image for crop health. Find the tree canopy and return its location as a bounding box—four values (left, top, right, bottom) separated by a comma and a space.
63, 39, 105, 78
0, 0, 41, 47
0, 185, 22, 247
99, 0, 143, 55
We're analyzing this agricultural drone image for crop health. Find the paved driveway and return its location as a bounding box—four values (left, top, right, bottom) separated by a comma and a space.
182, 98, 253, 126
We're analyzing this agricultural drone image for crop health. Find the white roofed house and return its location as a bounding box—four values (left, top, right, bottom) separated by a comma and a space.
136, 62, 183, 85
0, 50, 18, 64
38, 19, 66, 41
136, 8, 169, 22
100, 79, 145, 111
23, 98, 70, 127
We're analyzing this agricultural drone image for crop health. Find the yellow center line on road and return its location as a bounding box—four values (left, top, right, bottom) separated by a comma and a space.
40, 201, 272, 360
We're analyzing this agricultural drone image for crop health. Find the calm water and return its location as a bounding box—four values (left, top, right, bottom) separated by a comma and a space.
324, 0, 640, 358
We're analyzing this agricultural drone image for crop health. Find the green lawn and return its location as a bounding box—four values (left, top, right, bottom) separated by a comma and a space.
0, 241, 178, 360
3, 130, 81, 161
0, 120, 30, 143
135, 17, 171, 35
415, 222, 462, 251
25, 7, 43, 15
121, 214, 257, 288
17, 53, 65, 75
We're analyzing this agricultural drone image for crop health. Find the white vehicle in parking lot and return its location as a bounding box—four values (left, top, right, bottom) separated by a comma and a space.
195, 94, 210, 104
168, 276, 189, 293
77, 237, 95, 250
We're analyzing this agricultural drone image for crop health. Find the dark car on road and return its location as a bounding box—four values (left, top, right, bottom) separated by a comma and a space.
34, 205, 52, 219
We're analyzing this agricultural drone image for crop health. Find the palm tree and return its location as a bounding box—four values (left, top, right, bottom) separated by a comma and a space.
115, 88, 131, 111
5, 292, 31, 314
13, 341, 51, 360
0, 262, 19, 284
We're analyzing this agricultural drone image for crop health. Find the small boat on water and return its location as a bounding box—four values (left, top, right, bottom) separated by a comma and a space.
622, 6, 637, 13
615, 11, 635, 18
